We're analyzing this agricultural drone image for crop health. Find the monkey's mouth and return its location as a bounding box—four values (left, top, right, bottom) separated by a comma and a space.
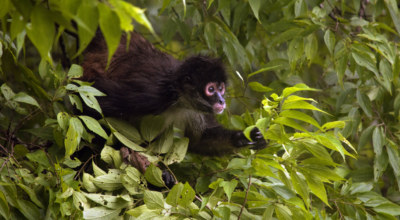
213, 103, 226, 114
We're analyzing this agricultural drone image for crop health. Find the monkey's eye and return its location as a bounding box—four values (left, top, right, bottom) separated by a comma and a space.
205, 82, 218, 96
218, 83, 225, 95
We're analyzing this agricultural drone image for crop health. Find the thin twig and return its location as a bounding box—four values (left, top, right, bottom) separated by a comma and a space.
238, 175, 252, 219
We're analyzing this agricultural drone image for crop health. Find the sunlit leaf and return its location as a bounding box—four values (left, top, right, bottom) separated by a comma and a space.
26, 5, 55, 59
98, 3, 121, 68
83, 207, 120, 220
144, 164, 164, 188
143, 190, 164, 210
280, 110, 321, 130
282, 84, 319, 98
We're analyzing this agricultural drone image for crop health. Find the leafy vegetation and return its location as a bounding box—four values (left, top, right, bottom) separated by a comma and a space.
1, 0, 400, 219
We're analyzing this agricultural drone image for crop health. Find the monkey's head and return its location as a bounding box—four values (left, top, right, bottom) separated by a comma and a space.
177, 56, 228, 114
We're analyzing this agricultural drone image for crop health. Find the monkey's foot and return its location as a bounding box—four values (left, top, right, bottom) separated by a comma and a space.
120, 147, 176, 188
120, 147, 150, 173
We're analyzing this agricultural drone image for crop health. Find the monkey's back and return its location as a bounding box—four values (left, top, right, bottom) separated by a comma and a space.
81, 32, 181, 117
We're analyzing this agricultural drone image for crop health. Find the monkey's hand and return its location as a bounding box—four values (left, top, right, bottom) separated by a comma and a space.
232, 127, 267, 150
248, 127, 267, 150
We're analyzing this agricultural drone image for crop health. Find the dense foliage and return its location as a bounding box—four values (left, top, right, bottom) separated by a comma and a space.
1, 0, 400, 219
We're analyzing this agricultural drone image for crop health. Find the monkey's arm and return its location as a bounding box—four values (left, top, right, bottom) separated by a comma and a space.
187, 126, 266, 156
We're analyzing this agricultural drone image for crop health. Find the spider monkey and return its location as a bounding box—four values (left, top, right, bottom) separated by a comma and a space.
80, 32, 266, 184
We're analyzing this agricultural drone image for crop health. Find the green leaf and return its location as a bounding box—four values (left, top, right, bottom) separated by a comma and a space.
79, 92, 103, 114
79, 116, 108, 139
12, 92, 40, 108
1, 84, 15, 100
282, 100, 329, 115
16, 199, 41, 220
280, 110, 321, 130
385, 0, 400, 35
17, 184, 44, 208
275, 204, 292, 220
358, 124, 374, 150
220, 180, 238, 202
100, 145, 122, 168
92, 170, 123, 191
75, 0, 98, 56
249, 0, 261, 21
248, 82, 273, 93
324, 29, 335, 54
305, 33, 318, 65
143, 190, 164, 210
26, 5, 55, 59
252, 158, 276, 177
282, 84, 319, 98
372, 126, 384, 155
83, 207, 120, 220
113, 132, 146, 151
321, 121, 345, 130
274, 117, 307, 132
231, 115, 245, 130
64, 118, 83, 156
140, 115, 165, 142
166, 183, 184, 206
299, 165, 343, 182
379, 59, 393, 94
121, 166, 145, 195
92, 161, 107, 176
106, 117, 141, 143
126, 205, 157, 218
69, 94, 83, 112
164, 138, 189, 165
82, 173, 98, 193
83, 193, 131, 209
26, 150, 50, 167
294, 0, 307, 17
0, 0, 11, 19
386, 141, 400, 190
10, 11, 26, 42
227, 158, 247, 169
118, 1, 154, 33
77, 86, 106, 96
349, 182, 373, 195
352, 50, 379, 76
290, 170, 310, 208
98, 2, 121, 68
67, 64, 84, 78
152, 125, 174, 154
0, 191, 10, 220
288, 37, 304, 71
204, 22, 217, 52
177, 182, 195, 208
302, 142, 334, 164
248, 64, 282, 78
302, 172, 329, 206
144, 164, 165, 188
315, 133, 353, 159
373, 203, 400, 216
356, 90, 373, 117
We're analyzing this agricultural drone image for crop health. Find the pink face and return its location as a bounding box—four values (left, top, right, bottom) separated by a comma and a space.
205, 82, 226, 114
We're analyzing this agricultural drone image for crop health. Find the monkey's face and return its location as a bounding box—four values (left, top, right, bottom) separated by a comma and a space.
204, 82, 226, 114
